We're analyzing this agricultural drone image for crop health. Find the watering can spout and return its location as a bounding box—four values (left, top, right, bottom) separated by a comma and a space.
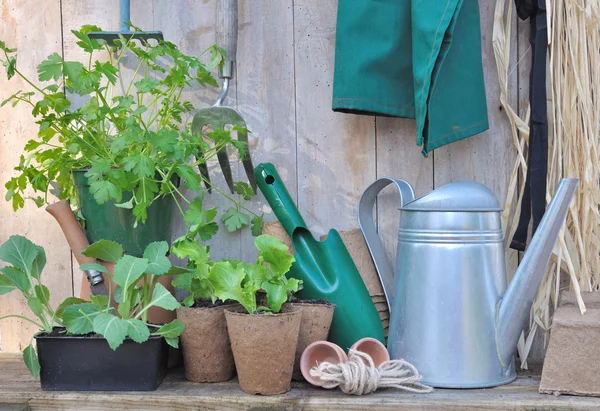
496, 178, 578, 365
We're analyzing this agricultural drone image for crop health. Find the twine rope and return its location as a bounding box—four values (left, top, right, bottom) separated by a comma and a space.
309, 349, 433, 395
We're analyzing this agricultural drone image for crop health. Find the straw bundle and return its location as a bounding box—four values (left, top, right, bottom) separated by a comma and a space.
493, 0, 600, 367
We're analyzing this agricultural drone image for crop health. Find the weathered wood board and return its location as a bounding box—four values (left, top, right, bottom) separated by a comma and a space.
0, 0, 521, 352
0, 354, 599, 411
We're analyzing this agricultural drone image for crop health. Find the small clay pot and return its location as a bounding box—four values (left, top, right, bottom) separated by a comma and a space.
300, 340, 348, 386
290, 301, 335, 381
177, 303, 236, 383
225, 304, 301, 395
350, 337, 389, 367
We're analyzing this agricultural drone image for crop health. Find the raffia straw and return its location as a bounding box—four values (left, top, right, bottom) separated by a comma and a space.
493, 0, 600, 368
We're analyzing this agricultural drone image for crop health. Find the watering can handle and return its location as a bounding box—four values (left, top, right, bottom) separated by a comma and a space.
216, 0, 238, 79
358, 178, 415, 311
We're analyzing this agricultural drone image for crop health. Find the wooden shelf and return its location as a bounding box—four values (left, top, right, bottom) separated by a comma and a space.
0, 353, 598, 410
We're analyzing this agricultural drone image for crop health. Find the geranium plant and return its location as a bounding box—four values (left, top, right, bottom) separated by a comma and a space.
0, 25, 263, 237
171, 234, 302, 313
0, 235, 183, 377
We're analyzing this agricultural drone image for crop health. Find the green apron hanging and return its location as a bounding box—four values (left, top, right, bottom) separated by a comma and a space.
332, 0, 489, 157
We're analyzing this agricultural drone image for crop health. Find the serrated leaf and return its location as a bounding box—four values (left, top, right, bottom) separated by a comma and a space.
221, 207, 249, 232
34, 285, 50, 305
80, 263, 108, 274
94, 61, 117, 85
63, 302, 102, 334
255, 235, 295, 277
233, 181, 255, 201
81, 240, 123, 263
0, 275, 17, 295
143, 241, 171, 275
208, 261, 255, 313
153, 319, 184, 338
90, 294, 108, 308
0, 235, 40, 277
136, 177, 158, 205
27, 297, 44, 316
176, 165, 200, 191
71, 29, 103, 53
134, 78, 160, 93
37, 52, 63, 82
171, 271, 193, 291
112, 255, 149, 291
251, 215, 264, 237
124, 154, 154, 178
89, 179, 122, 204
23, 344, 40, 378
0, 267, 29, 293
171, 239, 209, 263
148, 282, 179, 311
93, 313, 129, 350
55, 297, 86, 320
127, 319, 150, 343
118, 300, 131, 318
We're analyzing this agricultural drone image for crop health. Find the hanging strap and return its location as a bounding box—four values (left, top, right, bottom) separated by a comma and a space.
510, 0, 548, 252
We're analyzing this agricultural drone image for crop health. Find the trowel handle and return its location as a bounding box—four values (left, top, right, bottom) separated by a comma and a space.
255, 163, 308, 236
46, 200, 96, 266
358, 178, 415, 312
216, 0, 237, 78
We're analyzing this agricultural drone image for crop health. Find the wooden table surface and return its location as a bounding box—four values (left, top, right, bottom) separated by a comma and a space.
0, 353, 598, 411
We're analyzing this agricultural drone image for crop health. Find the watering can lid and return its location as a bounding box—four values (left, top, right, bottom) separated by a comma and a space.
402, 181, 502, 212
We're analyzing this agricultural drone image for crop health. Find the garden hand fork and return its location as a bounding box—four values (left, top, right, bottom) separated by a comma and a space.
191, 0, 256, 194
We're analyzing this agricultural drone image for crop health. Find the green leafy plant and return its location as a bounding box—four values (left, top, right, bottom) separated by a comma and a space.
0, 26, 263, 239
0, 235, 183, 377
172, 234, 302, 314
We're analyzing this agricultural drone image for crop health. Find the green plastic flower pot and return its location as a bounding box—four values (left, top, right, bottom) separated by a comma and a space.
72, 169, 175, 257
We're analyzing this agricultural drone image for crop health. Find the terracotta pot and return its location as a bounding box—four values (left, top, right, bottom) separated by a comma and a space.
177, 303, 236, 383
225, 304, 301, 395
290, 301, 335, 381
300, 340, 348, 386
351, 337, 390, 366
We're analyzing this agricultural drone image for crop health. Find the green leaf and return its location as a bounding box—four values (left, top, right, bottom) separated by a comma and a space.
34, 285, 50, 305
90, 294, 108, 308
171, 239, 209, 264
124, 154, 154, 178
164, 337, 179, 349
261, 282, 289, 313
208, 261, 255, 313
176, 165, 201, 191
80, 263, 108, 274
94, 61, 117, 85
37, 52, 63, 81
118, 300, 131, 318
181, 294, 195, 307
134, 78, 160, 93
55, 297, 86, 320
143, 241, 171, 275
71, 29, 103, 53
114, 197, 134, 209
127, 319, 150, 343
84, 158, 111, 182
114, 286, 124, 304
255, 235, 295, 277
136, 177, 158, 205
80, 98, 99, 121
221, 207, 249, 232
153, 319, 184, 338
194, 222, 219, 241
112, 255, 149, 291
0, 235, 41, 276
171, 271, 193, 291
93, 313, 129, 350
23, 343, 40, 378
251, 215, 264, 237
233, 181, 255, 201
27, 297, 44, 316
31, 245, 46, 279
63, 302, 102, 334
0, 40, 16, 53
81, 240, 123, 263
0, 267, 29, 293
148, 282, 180, 311
89, 180, 122, 204
0, 275, 17, 295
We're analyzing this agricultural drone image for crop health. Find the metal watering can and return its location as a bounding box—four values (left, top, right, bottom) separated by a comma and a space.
358, 177, 578, 388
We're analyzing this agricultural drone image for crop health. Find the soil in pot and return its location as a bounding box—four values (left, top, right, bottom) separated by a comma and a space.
225, 304, 302, 395
35, 327, 168, 391
177, 301, 236, 382
290, 300, 335, 381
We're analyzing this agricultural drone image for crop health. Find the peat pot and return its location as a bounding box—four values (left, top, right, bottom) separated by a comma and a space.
225, 304, 301, 395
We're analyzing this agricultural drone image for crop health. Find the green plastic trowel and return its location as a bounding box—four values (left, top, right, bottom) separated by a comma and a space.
255, 163, 385, 350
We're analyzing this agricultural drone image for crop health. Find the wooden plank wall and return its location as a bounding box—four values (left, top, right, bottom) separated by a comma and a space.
0, 0, 521, 353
